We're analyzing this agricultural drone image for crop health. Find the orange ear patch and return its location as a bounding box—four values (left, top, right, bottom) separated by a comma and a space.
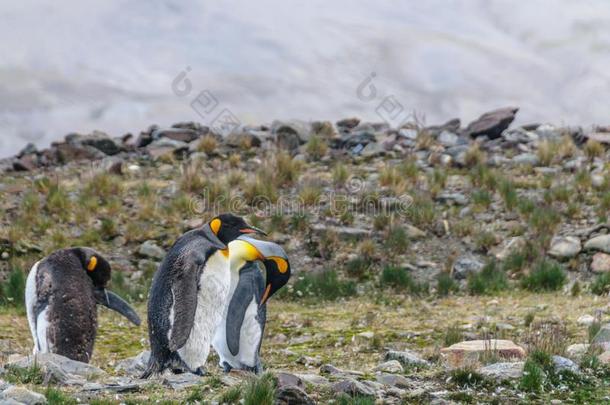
87, 256, 97, 271
272, 257, 289, 274
210, 218, 221, 235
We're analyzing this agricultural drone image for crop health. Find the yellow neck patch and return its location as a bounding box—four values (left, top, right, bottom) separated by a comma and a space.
210, 218, 221, 235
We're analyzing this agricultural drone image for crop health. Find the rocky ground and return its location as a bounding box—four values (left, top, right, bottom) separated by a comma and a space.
0, 107, 609, 404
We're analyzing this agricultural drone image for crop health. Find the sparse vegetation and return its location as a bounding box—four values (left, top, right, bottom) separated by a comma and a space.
467, 261, 509, 295
521, 260, 566, 292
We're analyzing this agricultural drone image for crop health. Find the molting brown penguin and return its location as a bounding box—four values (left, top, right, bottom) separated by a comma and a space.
142, 214, 265, 378
212, 235, 291, 374
25, 247, 141, 363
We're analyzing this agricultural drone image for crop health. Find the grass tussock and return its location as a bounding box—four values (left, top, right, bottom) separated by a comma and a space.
379, 266, 428, 296
521, 260, 566, 292
467, 261, 509, 295
293, 269, 356, 301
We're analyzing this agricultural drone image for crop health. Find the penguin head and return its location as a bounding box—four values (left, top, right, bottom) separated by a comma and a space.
73, 247, 111, 288
232, 236, 291, 306
209, 213, 266, 245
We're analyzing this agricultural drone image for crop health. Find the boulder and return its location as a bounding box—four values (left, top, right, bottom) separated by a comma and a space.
437, 131, 460, 147
0, 386, 47, 405
478, 361, 524, 380
374, 360, 403, 374
115, 351, 150, 376
225, 131, 262, 148
465, 107, 518, 140
548, 236, 581, 259
375, 373, 412, 389
332, 379, 375, 398
584, 235, 610, 253
295, 373, 329, 386
162, 372, 202, 390
336, 117, 361, 130
276, 372, 305, 390
566, 344, 590, 362
138, 241, 165, 260
577, 315, 596, 326
272, 120, 311, 146
275, 386, 315, 405
66, 131, 122, 156
8, 353, 106, 382
425, 118, 461, 137
54, 143, 106, 163
592, 323, 610, 344
152, 128, 202, 143
441, 340, 526, 368
552, 355, 579, 373
512, 153, 539, 166
452, 255, 485, 280
591, 253, 610, 273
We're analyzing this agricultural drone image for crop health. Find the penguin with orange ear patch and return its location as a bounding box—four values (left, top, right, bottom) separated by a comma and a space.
143, 214, 265, 378
25, 247, 141, 363
212, 235, 291, 374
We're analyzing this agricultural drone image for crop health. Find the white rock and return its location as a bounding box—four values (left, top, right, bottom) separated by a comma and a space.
0, 386, 47, 405
478, 361, 524, 380
548, 236, 581, 259
585, 235, 610, 254
374, 360, 404, 374
566, 343, 590, 361
577, 315, 596, 326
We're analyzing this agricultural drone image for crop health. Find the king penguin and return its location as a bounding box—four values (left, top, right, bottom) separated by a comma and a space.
212, 235, 291, 374
142, 214, 265, 378
25, 247, 141, 363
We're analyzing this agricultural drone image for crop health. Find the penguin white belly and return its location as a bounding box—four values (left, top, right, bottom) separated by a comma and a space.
237, 298, 263, 367
178, 253, 229, 371
212, 282, 236, 366
25, 261, 49, 354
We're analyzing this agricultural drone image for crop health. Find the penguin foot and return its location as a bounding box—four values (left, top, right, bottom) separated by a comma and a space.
221, 362, 233, 373
193, 367, 206, 376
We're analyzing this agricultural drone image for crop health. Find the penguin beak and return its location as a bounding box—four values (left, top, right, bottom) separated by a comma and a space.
94, 288, 142, 326
239, 226, 267, 236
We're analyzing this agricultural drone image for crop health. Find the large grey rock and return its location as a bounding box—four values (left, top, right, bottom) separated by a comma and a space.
332, 379, 375, 398
384, 349, 430, 368
426, 118, 461, 137
0, 386, 47, 405
66, 131, 122, 156
512, 153, 539, 166
115, 351, 150, 376
272, 120, 312, 151
584, 235, 610, 254
478, 362, 524, 380
552, 356, 579, 373
138, 241, 165, 260
8, 353, 106, 382
441, 340, 526, 368
548, 236, 581, 259
465, 107, 518, 139
437, 131, 459, 147
452, 255, 485, 280
295, 373, 329, 386
376, 373, 412, 389
592, 323, 610, 344
374, 360, 403, 374
276, 372, 305, 390
275, 386, 315, 405
162, 373, 202, 390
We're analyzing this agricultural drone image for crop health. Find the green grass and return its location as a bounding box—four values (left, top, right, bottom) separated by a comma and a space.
218, 386, 242, 404
344, 257, 372, 280
4, 364, 44, 384
467, 261, 509, 295
379, 266, 428, 296
521, 260, 566, 292
519, 358, 545, 392
293, 269, 357, 301
1, 268, 26, 307
45, 388, 78, 405
336, 395, 375, 405
444, 323, 464, 346
243, 373, 276, 405
591, 272, 610, 296
449, 368, 485, 387
436, 272, 458, 297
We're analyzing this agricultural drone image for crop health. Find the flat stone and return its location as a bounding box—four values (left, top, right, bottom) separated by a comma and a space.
441, 340, 526, 368
8, 353, 106, 381
332, 379, 375, 398
0, 386, 47, 405
138, 241, 165, 260
376, 373, 412, 389
465, 107, 518, 139
478, 361, 524, 380
384, 349, 430, 368
566, 344, 590, 362
162, 373, 202, 390
152, 128, 202, 143
548, 236, 581, 259
584, 235, 610, 253
512, 153, 539, 166
436, 193, 468, 206
276, 372, 305, 390
295, 373, 329, 386
599, 351, 610, 364
275, 386, 315, 405
115, 351, 150, 376
437, 131, 459, 147
336, 117, 360, 130
320, 364, 364, 378
591, 253, 610, 273
311, 224, 371, 241
374, 360, 403, 374
452, 255, 485, 280
404, 224, 426, 239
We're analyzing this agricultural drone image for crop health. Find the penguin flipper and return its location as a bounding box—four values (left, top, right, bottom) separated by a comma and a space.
226, 264, 258, 356
168, 253, 204, 352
